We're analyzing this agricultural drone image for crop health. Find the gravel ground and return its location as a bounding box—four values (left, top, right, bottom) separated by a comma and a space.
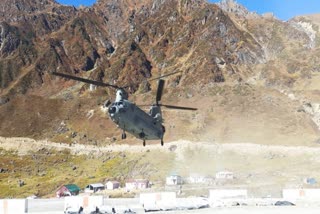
151, 207, 320, 214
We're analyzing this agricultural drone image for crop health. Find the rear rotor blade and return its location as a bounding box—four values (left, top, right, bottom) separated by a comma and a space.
148, 70, 181, 82
122, 70, 182, 89
161, 104, 197, 111
156, 79, 165, 105
52, 72, 119, 89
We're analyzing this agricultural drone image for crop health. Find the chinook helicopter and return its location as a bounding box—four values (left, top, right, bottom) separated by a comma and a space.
52, 71, 197, 146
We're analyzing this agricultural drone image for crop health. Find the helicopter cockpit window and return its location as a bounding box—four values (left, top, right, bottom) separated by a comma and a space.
116, 101, 127, 108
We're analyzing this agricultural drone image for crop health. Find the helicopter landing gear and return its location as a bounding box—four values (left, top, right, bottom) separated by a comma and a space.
121, 131, 126, 140
161, 139, 164, 146
139, 131, 145, 139
143, 140, 146, 147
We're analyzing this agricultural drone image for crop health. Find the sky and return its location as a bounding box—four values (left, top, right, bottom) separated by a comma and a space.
56, 0, 96, 7
56, 0, 320, 21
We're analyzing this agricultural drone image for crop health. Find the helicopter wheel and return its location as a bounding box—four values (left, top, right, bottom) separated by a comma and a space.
161, 139, 164, 146
121, 132, 126, 140
143, 140, 146, 147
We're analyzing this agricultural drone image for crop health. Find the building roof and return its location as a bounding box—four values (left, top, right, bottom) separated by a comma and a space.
64, 184, 81, 193
126, 179, 149, 183
167, 175, 181, 178
88, 183, 104, 188
106, 181, 120, 184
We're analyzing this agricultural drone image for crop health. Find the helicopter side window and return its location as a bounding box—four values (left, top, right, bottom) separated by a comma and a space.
117, 101, 127, 113
149, 108, 154, 116
118, 101, 126, 108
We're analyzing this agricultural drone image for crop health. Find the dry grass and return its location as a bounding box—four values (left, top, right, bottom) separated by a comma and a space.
0, 146, 175, 198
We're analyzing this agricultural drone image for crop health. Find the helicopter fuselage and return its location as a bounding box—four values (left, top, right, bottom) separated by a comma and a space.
52, 71, 196, 146
108, 100, 165, 141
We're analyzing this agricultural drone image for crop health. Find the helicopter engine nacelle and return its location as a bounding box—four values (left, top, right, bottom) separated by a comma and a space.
108, 106, 118, 115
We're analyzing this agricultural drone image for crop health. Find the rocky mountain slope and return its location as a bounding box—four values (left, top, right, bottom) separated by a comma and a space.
0, 0, 320, 146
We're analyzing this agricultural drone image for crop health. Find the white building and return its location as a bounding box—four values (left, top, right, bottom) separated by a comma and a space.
125, 179, 149, 191
186, 174, 214, 184
215, 171, 234, 180
105, 181, 120, 190
166, 175, 183, 185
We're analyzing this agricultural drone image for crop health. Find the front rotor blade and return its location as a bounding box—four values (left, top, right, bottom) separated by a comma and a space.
52, 72, 119, 89
161, 104, 197, 111
156, 79, 165, 104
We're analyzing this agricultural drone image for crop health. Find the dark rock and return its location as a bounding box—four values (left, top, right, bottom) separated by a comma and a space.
169, 145, 177, 152
0, 168, 8, 173
106, 42, 115, 54
0, 22, 21, 55
0, 97, 10, 105
56, 121, 69, 134
81, 56, 95, 71
71, 132, 77, 138
18, 179, 25, 187
231, 201, 240, 206
274, 201, 295, 206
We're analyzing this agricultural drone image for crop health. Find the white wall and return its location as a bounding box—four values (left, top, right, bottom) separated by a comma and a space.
209, 189, 247, 201
283, 189, 320, 202
0, 199, 27, 214
64, 196, 103, 213
140, 192, 176, 211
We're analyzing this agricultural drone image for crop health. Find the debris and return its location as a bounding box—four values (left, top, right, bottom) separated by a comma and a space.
86, 110, 94, 119
56, 121, 69, 134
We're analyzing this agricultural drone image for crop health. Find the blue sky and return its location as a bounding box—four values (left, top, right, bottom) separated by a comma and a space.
57, 0, 96, 7
210, 0, 320, 20
56, 0, 320, 20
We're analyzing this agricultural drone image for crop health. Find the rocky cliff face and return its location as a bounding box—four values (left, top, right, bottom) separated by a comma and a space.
0, 0, 77, 94
0, 0, 268, 96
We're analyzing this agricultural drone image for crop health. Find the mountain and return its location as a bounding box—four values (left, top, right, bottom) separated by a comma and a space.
0, 0, 320, 146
